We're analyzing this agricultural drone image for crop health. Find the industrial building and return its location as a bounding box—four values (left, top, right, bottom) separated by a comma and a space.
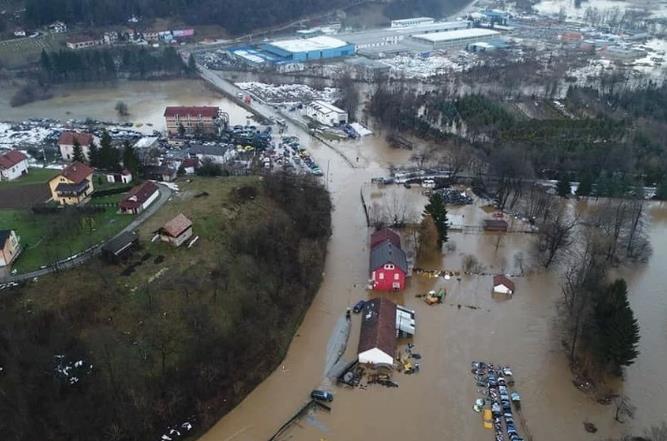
306, 101, 348, 126
391, 17, 434, 28
338, 20, 473, 57
261, 36, 355, 62
412, 28, 500, 49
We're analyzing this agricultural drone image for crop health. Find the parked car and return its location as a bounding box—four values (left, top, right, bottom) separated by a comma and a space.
353, 300, 366, 313
310, 389, 334, 402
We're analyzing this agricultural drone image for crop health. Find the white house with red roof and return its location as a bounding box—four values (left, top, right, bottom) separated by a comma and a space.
0, 150, 29, 181
119, 181, 160, 214
58, 131, 98, 161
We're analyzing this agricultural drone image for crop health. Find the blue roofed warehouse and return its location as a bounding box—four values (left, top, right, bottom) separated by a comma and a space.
261, 35, 355, 62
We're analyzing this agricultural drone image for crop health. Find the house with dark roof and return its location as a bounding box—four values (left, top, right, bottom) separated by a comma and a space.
119, 181, 159, 214
102, 231, 138, 263
48, 162, 95, 205
0, 150, 29, 181
0, 230, 21, 267
159, 213, 193, 247
369, 240, 408, 291
370, 228, 401, 249
493, 274, 515, 296
358, 297, 397, 366
58, 131, 97, 161
164, 106, 220, 136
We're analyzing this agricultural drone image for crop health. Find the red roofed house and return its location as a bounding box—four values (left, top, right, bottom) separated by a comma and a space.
159, 213, 193, 247
164, 106, 220, 136
0, 150, 29, 181
370, 228, 401, 249
358, 297, 397, 367
58, 131, 98, 161
48, 162, 95, 205
493, 275, 515, 296
119, 181, 160, 214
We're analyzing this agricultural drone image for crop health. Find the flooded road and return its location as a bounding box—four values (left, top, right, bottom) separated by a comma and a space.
4, 80, 666, 440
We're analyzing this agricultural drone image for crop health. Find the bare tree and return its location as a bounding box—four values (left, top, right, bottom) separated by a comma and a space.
537, 208, 578, 268
561, 233, 607, 362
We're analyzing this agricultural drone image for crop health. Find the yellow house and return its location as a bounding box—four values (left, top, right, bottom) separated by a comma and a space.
48, 162, 95, 205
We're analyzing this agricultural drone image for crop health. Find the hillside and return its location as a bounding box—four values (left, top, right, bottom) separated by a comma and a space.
0, 174, 331, 441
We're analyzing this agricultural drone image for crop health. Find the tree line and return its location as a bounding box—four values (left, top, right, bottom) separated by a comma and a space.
38, 46, 194, 83
368, 87, 667, 198
24, 0, 357, 35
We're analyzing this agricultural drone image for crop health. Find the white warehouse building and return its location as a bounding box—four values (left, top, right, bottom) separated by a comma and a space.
411, 28, 500, 49
306, 101, 348, 126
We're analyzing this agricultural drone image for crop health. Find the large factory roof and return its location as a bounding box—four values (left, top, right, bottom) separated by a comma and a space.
268, 36, 349, 53
413, 28, 499, 42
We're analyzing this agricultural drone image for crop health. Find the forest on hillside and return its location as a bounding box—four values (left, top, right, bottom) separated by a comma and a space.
0, 174, 332, 441
20, 0, 465, 34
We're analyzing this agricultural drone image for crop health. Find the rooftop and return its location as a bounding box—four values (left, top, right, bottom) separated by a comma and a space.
309, 101, 346, 115
164, 106, 219, 118
268, 36, 349, 53
358, 297, 397, 362
162, 213, 192, 237
0, 150, 27, 170
370, 240, 408, 273
413, 28, 500, 42
133, 137, 159, 149
119, 181, 159, 210
58, 131, 94, 146
58, 162, 94, 184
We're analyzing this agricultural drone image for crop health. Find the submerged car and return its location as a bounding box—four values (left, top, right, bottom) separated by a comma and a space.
352, 300, 366, 313
310, 389, 334, 402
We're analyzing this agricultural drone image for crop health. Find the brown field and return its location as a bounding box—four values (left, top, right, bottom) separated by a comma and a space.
0, 184, 50, 208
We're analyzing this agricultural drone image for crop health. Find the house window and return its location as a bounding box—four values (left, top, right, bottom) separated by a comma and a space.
384, 264, 394, 270
394, 273, 399, 280
379, 273, 384, 280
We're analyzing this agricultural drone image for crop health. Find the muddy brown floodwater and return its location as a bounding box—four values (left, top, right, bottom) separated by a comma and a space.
0, 79, 251, 130
202, 133, 667, 441
4, 81, 666, 440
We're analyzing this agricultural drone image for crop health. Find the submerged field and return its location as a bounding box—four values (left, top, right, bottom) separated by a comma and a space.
0, 174, 331, 441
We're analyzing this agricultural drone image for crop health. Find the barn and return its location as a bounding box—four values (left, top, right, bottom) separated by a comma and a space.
358, 297, 397, 367
369, 240, 407, 291
493, 275, 515, 296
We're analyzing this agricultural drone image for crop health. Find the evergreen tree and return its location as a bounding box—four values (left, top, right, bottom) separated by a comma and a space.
88, 141, 100, 167
656, 180, 667, 201
576, 173, 593, 197
99, 130, 120, 170
72, 139, 86, 163
122, 140, 140, 174
557, 172, 571, 197
39, 49, 52, 80
424, 193, 448, 247
187, 53, 197, 73
592, 279, 640, 375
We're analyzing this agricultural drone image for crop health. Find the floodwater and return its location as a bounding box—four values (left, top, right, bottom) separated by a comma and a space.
0, 79, 251, 131
4, 80, 666, 440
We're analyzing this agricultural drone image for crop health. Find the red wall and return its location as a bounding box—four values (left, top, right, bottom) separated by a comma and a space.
372, 267, 406, 291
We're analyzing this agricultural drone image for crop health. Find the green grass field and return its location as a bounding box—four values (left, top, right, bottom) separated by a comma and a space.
0, 168, 59, 188
0, 205, 133, 272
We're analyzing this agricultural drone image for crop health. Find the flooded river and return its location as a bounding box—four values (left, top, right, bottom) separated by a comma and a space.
3, 80, 666, 440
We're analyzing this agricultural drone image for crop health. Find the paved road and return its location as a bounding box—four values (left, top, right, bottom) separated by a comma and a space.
1, 183, 173, 284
